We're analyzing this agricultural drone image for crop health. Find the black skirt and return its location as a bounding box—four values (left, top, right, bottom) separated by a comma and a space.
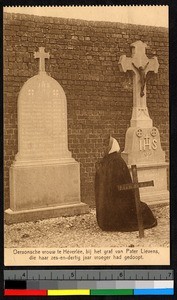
95, 152, 157, 232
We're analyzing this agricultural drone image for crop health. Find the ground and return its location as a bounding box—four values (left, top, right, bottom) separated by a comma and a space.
4, 205, 169, 248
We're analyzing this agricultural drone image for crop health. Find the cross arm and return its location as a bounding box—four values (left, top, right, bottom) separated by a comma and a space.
34, 52, 50, 59
34, 52, 39, 59
146, 56, 159, 74
34, 48, 50, 60
117, 180, 154, 191
118, 55, 133, 73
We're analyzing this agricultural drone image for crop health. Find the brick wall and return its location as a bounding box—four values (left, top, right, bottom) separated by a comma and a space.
3, 13, 169, 208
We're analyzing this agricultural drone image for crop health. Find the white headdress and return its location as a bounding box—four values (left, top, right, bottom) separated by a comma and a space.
108, 136, 120, 154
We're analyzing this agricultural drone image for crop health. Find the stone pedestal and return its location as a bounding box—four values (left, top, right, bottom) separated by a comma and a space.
5, 159, 89, 225
9, 161, 81, 211
5, 48, 89, 224
122, 127, 169, 206
5, 204, 88, 225
5, 159, 89, 224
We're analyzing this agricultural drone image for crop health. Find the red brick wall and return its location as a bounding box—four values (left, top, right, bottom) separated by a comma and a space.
3, 13, 169, 208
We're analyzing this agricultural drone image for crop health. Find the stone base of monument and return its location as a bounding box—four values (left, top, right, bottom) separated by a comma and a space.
5, 203, 89, 225
127, 162, 169, 206
122, 125, 169, 206
5, 160, 89, 224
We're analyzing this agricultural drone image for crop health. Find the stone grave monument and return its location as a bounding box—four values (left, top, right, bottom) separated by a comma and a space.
118, 41, 169, 206
5, 47, 89, 224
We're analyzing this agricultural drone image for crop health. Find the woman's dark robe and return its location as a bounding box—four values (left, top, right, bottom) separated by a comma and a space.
95, 152, 157, 232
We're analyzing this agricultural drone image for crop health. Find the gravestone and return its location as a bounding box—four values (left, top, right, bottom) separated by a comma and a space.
118, 41, 169, 206
5, 47, 89, 224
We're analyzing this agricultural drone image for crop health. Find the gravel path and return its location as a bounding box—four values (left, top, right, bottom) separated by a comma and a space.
5, 205, 169, 248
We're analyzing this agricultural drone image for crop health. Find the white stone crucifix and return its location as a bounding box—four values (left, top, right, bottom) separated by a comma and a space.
34, 47, 50, 73
119, 41, 159, 127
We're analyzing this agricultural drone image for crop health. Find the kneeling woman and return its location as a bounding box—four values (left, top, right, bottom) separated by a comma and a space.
95, 136, 157, 232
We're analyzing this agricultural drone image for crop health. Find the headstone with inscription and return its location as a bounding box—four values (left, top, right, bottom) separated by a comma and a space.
118, 41, 169, 205
5, 47, 89, 224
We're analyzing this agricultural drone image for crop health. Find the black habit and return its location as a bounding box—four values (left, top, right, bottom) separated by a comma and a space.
95, 152, 157, 232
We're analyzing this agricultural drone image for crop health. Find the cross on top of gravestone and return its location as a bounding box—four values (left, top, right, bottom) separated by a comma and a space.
34, 47, 50, 73
119, 41, 159, 127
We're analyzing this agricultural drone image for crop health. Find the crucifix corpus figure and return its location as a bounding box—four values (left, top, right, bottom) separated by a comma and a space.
119, 41, 159, 127
119, 40, 159, 109
132, 61, 149, 97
